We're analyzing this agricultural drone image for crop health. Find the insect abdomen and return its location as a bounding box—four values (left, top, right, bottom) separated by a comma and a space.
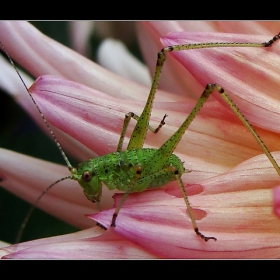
139, 150, 186, 190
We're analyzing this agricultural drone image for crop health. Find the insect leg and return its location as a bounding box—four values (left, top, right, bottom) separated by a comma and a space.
139, 165, 216, 242
117, 112, 167, 152
111, 191, 130, 227
111, 163, 143, 227
146, 83, 280, 176
127, 34, 280, 152
174, 173, 217, 241
212, 83, 280, 176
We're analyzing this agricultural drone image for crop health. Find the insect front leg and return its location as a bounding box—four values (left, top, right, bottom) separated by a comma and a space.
117, 112, 167, 152
110, 163, 143, 227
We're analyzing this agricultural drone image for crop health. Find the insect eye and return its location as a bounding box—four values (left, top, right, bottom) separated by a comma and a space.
82, 171, 92, 182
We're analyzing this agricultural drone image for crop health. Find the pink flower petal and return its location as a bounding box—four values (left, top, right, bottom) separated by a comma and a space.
155, 21, 280, 35
1, 228, 157, 259
1, 21, 280, 259
89, 153, 280, 258
0, 21, 149, 101
161, 32, 280, 133
0, 148, 116, 227
273, 186, 280, 219
97, 38, 151, 87
29, 75, 280, 181
68, 21, 94, 56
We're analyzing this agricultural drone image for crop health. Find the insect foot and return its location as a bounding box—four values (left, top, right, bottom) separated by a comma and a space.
111, 213, 118, 227
195, 228, 217, 242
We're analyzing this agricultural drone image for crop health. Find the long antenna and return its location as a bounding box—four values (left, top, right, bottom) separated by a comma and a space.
0, 41, 77, 244
14, 175, 73, 244
0, 41, 73, 171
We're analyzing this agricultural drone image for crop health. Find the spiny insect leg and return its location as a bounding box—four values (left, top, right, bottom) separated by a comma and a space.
175, 174, 217, 242
111, 192, 130, 227
212, 83, 280, 176
148, 82, 280, 178
110, 164, 143, 227
117, 112, 167, 152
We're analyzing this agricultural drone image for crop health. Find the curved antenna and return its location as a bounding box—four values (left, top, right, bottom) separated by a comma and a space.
0, 41, 77, 244
0, 41, 73, 171
15, 175, 73, 244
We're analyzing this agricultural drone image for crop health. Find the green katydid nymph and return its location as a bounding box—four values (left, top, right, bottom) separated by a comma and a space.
1, 31, 280, 243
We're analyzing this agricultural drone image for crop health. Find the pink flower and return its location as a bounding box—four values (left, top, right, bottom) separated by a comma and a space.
1, 21, 280, 258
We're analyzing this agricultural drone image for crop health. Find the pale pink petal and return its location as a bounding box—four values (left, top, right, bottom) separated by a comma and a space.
0, 54, 33, 94
2, 152, 280, 259
68, 21, 94, 56
137, 22, 280, 101
0, 53, 96, 162
273, 186, 280, 219
29, 75, 280, 182
0, 241, 10, 249
0, 21, 182, 163
0, 21, 149, 101
136, 22, 195, 98
140, 21, 280, 36
0, 21, 179, 165
90, 153, 280, 258
97, 38, 152, 86
1, 227, 157, 259
0, 148, 116, 227
160, 32, 280, 134
1, 21, 280, 259
136, 21, 225, 98
209, 21, 280, 35
171, 21, 280, 35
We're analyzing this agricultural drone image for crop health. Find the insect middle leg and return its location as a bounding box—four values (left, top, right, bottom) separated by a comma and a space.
110, 163, 215, 241
110, 163, 143, 227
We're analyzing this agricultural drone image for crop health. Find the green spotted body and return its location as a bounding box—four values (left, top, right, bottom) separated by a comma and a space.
74, 148, 186, 203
